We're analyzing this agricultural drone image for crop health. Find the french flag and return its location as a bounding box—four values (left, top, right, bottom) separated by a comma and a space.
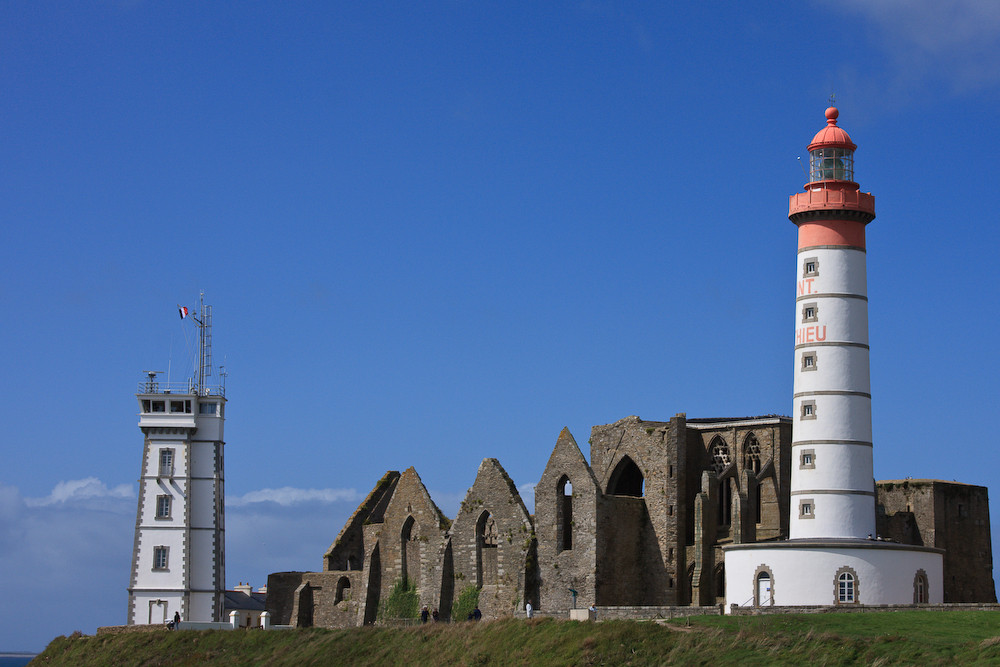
178, 306, 189, 319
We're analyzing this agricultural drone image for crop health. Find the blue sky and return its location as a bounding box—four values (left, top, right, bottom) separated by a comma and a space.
2, 0, 999, 652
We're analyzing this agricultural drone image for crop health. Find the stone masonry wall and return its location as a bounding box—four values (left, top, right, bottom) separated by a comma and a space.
877, 480, 996, 603
373, 467, 450, 612
449, 458, 534, 620
589, 416, 681, 606
535, 428, 601, 612
325, 472, 399, 572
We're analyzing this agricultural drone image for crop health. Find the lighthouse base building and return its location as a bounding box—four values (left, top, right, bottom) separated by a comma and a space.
724, 540, 942, 607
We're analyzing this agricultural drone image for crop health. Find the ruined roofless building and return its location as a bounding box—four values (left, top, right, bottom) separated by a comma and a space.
264, 412, 992, 626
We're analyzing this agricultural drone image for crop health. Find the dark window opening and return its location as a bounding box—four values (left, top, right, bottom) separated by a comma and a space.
557, 476, 573, 551
335, 576, 351, 604
607, 456, 644, 497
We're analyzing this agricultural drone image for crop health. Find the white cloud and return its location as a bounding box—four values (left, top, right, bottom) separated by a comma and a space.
226, 486, 360, 507
821, 0, 1000, 92
23, 477, 134, 507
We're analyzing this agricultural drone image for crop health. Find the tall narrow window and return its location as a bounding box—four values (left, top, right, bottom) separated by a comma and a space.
155, 495, 172, 519
838, 572, 855, 603
913, 570, 929, 604
476, 512, 498, 587
158, 449, 174, 477
153, 546, 169, 570
557, 476, 573, 552
743, 434, 761, 474
718, 478, 733, 526
400, 516, 419, 587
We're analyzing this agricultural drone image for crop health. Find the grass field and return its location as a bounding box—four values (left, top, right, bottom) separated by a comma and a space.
31, 611, 1000, 666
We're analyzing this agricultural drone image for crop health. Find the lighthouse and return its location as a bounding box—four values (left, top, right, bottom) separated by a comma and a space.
788, 107, 876, 540
128, 295, 227, 625
722, 108, 943, 609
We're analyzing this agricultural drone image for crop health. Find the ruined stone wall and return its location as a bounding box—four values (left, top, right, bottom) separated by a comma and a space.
264, 571, 305, 626
877, 480, 996, 603
372, 467, 450, 611
324, 472, 399, 572
596, 495, 668, 604
589, 416, 681, 606
535, 428, 600, 612
449, 458, 534, 620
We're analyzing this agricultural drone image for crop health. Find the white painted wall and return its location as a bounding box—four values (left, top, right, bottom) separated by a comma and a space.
793, 395, 872, 442
790, 495, 876, 538
725, 543, 942, 609
794, 346, 870, 394
796, 248, 867, 297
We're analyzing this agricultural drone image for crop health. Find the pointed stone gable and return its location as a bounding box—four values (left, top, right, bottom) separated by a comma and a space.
536, 427, 601, 610
449, 458, 534, 620
377, 467, 452, 605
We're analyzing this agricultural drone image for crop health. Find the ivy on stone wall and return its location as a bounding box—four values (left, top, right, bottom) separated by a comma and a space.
377, 578, 420, 621
452, 585, 481, 621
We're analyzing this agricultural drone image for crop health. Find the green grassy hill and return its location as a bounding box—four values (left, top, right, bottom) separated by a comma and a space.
31, 611, 1000, 666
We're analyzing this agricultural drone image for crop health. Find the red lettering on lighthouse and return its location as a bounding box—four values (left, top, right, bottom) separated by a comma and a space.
797, 278, 816, 296
796, 325, 827, 344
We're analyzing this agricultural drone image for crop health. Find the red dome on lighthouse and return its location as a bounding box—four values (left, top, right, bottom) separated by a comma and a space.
808, 107, 856, 152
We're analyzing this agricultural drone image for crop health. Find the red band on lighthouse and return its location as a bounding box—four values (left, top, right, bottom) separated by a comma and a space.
797, 220, 866, 250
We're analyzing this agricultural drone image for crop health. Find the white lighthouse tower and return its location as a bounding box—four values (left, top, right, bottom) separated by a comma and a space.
128, 295, 227, 625
723, 108, 942, 609
788, 106, 877, 540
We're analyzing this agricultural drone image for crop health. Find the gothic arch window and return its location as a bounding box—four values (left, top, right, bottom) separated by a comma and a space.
335, 576, 351, 604
743, 434, 761, 475
557, 475, 573, 552
710, 437, 731, 474
476, 511, 498, 587
607, 456, 644, 497
913, 569, 929, 604
400, 515, 418, 586
834, 566, 859, 604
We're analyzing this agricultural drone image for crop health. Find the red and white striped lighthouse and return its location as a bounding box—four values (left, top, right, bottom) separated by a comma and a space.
723, 107, 942, 610
788, 107, 877, 540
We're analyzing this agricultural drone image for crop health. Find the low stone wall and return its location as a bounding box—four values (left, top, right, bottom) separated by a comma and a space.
730, 603, 1000, 616
97, 624, 169, 636
587, 606, 723, 620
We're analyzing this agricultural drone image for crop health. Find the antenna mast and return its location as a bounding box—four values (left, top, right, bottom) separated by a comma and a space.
191, 292, 213, 395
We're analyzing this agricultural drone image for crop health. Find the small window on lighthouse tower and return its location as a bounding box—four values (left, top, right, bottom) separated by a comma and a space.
799, 500, 814, 518
801, 353, 817, 372
802, 304, 818, 323
803, 258, 819, 277
801, 401, 816, 420
800, 450, 816, 469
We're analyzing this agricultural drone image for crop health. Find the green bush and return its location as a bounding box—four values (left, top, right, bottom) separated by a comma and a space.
452, 585, 480, 621
378, 578, 420, 621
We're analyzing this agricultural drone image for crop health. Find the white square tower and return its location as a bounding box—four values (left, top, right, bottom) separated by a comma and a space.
127, 298, 226, 625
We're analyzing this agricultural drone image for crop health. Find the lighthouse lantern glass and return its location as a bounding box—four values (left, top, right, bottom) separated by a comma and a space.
809, 147, 853, 182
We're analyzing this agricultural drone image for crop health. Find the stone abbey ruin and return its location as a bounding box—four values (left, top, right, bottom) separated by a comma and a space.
266, 413, 995, 626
